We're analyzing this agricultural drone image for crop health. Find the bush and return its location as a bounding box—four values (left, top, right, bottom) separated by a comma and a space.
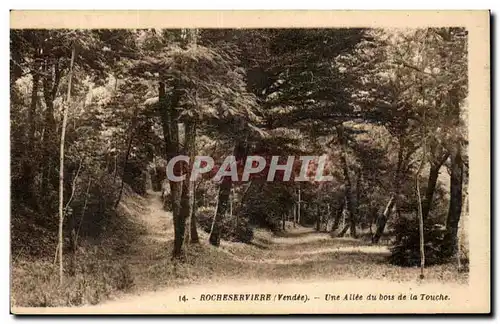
389, 215, 450, 267
196, 207, 254, 243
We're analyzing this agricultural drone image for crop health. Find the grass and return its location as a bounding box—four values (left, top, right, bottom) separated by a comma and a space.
11, 191, 468, 308
11, 248, 134, 307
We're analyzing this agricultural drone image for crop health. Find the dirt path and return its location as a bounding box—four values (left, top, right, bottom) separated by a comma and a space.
12, 191, 470, 314
139, 191, 174, 241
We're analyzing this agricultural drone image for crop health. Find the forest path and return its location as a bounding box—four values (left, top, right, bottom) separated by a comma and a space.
83, 192, 466, 312
12, 191, 468, 314
137, 190, 174, 242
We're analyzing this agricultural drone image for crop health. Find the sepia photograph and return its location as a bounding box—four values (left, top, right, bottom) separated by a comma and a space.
9, 10, 490, 315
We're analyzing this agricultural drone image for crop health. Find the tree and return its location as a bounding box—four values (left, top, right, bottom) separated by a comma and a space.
57, 44, 75, 285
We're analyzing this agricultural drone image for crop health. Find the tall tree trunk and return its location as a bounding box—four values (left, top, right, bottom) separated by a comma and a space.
444, 144, 464, 257
315, 205, 321, 232
19, 63, 40, 209
29, 66, 40, 147
114, 111, 138, 209
171, 180, 183, 258
422, 153, 449, 220
325, 203, 331, 231
422, 163, 439, 221
169, 114, 182, 259
209, 141, 246, 247
297, 187, 302, 226
209, 180, 231, 247
57, 45, 75, 286
229, 188, 233, 218
180, 121, 195, 248
356, 171, 362, 228
158, 79, 184, 259
292, 202, 297, 228
40, 99, 57, 202
415, 145, 427, 278
372, 137, 405, 243
330, 197, 344, 233
40, 58, 62, 201
190, 182, 199, 244
336, 124, 357, 238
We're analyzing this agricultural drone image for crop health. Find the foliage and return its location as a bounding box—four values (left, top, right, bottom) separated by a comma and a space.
389, 215, 449, 267
10, 26, 469, 296
196, 206, 254, 243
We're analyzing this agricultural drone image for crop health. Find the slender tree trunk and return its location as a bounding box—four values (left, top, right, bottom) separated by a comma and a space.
315, 205, 321, 232
114, 112, 137, 209
415, 149, 427, 279
336, 124, 357, 238
229, 188, 233, 218
190, 182, 199, 243
209, 142, 246, 246
57, 45, 75, 286
292, 202, 297, 228
444, 144, 464, 258
356, 171, 362, 229
372, 195, 395, 243
326, 203, 331, 231
339, 223, 350, 237
29, 65, 40, 147
297, 187, 301, 226
112, 145, 119, 184
372, 138, 405, 243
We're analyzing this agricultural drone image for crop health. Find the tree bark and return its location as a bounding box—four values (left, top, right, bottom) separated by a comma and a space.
297, 187, 302, 226
444, 144, 463, 257
209, 180, 231, 247
372, 137, 405, 242
209, 141, 246, 247
57, 45, 75, 286
325, 203, 330, 231
114, 110, 138, 209
29, 63, 40, 147
339, 223, 350, 237
180, 121, 195, 247
190, 183, 200, 244
356, 171, 362, 228
415, 142, 427, 278
292, 202, 297, 228
19, 61, 41, 209
422, 153, 449, 220
158, 80, 184, 259
315, 205, 321, 232
40, 58, 62, 199
330, 197, 344, 233
336, 124, 357, 238
372, 195, 395, 243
